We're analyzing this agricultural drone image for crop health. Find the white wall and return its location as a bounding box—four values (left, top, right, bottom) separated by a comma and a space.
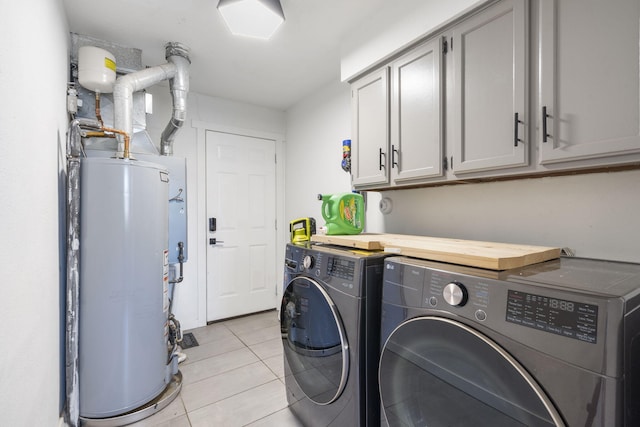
340, 0, 482, 81
284, 80, 353, 225
145, 88, 285, 329
382, 171, 640, 263
0, 0, 69, 424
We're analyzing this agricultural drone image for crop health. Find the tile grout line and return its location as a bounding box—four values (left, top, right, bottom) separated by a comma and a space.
184, 367, 280, 415
179, 346, 262, 391
229, 322, 284, 380
181, 315, 284, 425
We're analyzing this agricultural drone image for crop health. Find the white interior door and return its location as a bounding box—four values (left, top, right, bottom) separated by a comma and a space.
205, 130, 277, 322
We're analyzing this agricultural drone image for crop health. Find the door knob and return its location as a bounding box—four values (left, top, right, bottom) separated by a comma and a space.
209, 238, 224, 245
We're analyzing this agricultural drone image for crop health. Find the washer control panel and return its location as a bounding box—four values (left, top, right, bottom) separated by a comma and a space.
284, 243, 377, 298
422, 269, 490, 313
326, 256, 355, 280
506, 290, 598, 344
382, 257, 605, 348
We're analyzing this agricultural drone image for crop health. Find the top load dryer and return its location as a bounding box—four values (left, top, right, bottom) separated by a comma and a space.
379, 256, 640, 426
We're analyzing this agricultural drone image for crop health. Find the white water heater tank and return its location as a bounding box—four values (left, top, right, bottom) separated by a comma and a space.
79, 157, 170, 418
78, 45, 116, 93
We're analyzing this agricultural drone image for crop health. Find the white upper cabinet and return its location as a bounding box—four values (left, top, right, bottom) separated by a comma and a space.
351, 37, 445, 189
452, 0, 528, 174
351, 67, 389, 187
349, 0, 640, 190
390, 38, 444, 183
538, 0, 640, 164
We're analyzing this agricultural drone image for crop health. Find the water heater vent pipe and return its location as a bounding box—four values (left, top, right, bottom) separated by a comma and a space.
161, 43, 190, 156
113, 42, 190, 157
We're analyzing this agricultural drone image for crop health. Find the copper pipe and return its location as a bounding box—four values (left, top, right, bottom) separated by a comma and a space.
83, 127, 130, 158
100, 126, 131, 158
83, 132, 115, 138
92, 92, 131, 158
95, 93, 104, 127
123, 133, 131, 159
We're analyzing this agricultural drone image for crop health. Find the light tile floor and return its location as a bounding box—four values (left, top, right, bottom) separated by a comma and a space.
130, 310, 304, 427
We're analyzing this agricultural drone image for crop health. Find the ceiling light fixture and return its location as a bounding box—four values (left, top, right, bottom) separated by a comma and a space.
217, 0, 285, 40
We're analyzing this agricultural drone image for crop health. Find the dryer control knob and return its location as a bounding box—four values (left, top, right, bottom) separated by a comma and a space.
443, 282, 468, 307
303, 255, 314, 269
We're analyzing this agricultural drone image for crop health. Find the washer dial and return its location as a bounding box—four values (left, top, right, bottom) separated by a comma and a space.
443, 282, 468, 307
303, 255, 314, 270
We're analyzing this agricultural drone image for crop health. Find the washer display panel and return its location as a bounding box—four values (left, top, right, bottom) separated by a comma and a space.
280, 276, 349, 405
379, 317, 564, 427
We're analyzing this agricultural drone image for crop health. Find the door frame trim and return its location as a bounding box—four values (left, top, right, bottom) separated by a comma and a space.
193, 120, 286, 326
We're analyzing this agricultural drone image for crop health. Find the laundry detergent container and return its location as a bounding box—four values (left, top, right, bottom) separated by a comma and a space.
317, 193, 364, 235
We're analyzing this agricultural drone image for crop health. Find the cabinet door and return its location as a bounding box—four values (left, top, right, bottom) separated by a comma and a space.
351, 68, 389, 187
390, 38, 444, 183
452, 0, 528, 174
538, 0, 640, 164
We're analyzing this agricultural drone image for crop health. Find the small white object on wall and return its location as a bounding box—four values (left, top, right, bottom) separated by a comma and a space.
379, 197, 393, 214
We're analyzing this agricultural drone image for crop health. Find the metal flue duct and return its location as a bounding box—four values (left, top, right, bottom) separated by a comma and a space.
113, 42, 190, 157
160, 43, 190, 156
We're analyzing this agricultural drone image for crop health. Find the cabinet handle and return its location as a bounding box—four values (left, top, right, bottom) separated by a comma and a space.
514, 112, 523, 147
391, 145, 399, 169
542, 106, 550, 143
379, 148, 386, 171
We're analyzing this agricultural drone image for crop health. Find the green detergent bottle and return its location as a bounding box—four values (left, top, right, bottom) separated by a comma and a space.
317, 192, 365, 235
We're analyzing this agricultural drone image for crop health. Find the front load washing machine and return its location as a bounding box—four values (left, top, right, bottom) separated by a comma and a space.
379, 256, 640, 426
281, 243, 387, 426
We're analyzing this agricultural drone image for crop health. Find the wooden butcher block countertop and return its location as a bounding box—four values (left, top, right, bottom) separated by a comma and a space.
310, 233, 561, 270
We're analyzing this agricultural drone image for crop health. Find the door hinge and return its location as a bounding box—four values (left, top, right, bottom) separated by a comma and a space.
443, 156, 448, 170
274, 153, 277, 164
450, 156, 454, 170
442, 38, 448, 54
450, 37, 453, 51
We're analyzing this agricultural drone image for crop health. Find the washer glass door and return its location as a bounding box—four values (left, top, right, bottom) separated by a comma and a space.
379, 317, 565, 427
281, 276, 349, 405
